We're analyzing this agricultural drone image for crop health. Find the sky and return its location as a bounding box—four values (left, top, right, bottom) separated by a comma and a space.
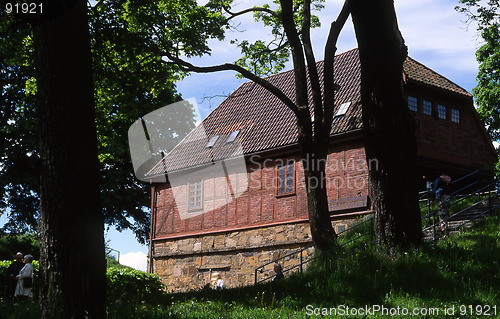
2, 1, 489, 272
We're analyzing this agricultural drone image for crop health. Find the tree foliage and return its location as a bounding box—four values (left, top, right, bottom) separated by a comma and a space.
456, 0, 500, 178
475, 20, 500, 142
0, 1, 196, 242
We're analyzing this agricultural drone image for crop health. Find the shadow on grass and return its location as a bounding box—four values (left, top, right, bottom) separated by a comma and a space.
165, 215, 500, 313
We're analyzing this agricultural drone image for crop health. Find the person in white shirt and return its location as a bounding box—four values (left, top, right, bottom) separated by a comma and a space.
14, 254, 33, 298
211, 272, 225, 290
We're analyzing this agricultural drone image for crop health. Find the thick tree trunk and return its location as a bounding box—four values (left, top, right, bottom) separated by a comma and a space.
351, 0, 422, 250
34, 1, 106, 318
302, 148, 337, 253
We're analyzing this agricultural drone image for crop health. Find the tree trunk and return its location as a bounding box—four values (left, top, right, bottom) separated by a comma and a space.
351, 0, 422, 250
34, 1, 106, 318
301, 147, 337, 253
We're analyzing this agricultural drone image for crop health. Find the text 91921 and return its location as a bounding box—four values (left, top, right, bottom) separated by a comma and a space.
5, 2, 42, 14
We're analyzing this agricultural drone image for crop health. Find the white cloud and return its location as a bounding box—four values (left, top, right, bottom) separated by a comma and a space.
120, 251, 148, 272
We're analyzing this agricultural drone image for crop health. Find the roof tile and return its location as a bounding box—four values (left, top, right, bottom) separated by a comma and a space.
147, 48, 469, 176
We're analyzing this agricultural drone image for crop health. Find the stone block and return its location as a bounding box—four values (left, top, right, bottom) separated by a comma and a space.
248, 256, 259, 267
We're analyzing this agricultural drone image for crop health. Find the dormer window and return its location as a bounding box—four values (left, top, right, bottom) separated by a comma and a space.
423, 100, 432, 115
408, 96, 418, 112
335, 101, 351, 117
226, 130, 240, 143
437, 104, 446, 119
206, 135, 219, 148
451, 108, 460, 123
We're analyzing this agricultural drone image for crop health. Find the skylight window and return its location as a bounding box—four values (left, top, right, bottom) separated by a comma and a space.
206, 135, 219, 148
226, 130, 240, 143
335, 101, 351, 117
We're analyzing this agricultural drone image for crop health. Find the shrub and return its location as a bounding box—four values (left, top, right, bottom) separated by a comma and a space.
106, 267, 165, 305
0, 233, 39, 260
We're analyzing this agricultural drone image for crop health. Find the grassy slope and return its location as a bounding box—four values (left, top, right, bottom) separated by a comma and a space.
154, 214, 500, 318
3, 214, 499, 318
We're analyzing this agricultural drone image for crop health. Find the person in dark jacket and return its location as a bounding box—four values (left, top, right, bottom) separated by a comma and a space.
6, 252, 24, 298
273, 263, 284, 281
431, 173, 452, 232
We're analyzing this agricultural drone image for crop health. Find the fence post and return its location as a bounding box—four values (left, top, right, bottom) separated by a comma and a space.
489, 188, 492, 215
427, 196, 431, 229
300, 250, 303, 274
254, 268, 258, 285
432, 200, 436, 242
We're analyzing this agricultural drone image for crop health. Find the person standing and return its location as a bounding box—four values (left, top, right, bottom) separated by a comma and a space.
273, 263, 284, 281
14, 254, 34, 298
432, 173, 452, 232
7, 252, 24, 298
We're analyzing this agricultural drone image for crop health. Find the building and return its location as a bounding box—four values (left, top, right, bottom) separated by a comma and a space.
145, 48, 497, 292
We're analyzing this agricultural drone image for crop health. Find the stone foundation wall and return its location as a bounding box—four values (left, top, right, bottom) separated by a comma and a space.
151, 216, 364, 292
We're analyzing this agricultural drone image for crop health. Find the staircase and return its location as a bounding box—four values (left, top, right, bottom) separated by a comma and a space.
422, 196, 499, 241
422, 180, 498, 241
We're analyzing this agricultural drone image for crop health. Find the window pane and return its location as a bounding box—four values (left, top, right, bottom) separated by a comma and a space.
286, 179, 293, 193
423, 100, 432, 115
437, 104, 446, 119
189, 181, 202, 209
277, 163, 294, 194
335, 101, 351, 117
408, 96, 418, 112
206, 135, 219, 148
451, 108, 460, 123
226, 130, 240, 143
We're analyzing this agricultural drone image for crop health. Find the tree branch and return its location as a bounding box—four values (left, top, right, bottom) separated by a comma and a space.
323, 0, 352, 125
280, 0, 308, 108
163, 51, 299, 115
223, 6, 279, 22
302, 0, 322, 134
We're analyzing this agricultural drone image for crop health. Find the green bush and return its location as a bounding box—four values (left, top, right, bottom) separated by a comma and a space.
0, 233, 39, 260
106, 267, 165, 305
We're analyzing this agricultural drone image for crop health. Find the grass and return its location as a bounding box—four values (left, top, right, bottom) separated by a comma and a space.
115, 213, 500, 318
2, 213, 499, 318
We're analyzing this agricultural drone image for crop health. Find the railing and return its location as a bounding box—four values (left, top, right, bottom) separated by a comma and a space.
255, 170, 498, 285
254, 214, 374, 284
420, 169, 496, 241
422, 182, 497, 241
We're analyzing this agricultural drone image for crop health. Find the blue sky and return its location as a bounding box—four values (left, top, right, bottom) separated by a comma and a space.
3, 0, 492, 271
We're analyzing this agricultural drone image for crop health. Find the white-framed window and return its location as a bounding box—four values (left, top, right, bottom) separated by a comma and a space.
335, 101, 351, 117
226, 130, 240, 143
206, 135, 219, 148
188, 180, 202, 210
277, 162, 295, 195
451, 108, 460, 123
408, 96, 418, 112
437, 104, 446, 119
423, 100, 432, 115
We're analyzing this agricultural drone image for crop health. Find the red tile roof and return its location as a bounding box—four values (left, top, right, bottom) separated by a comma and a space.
403, 57, 471, 97
146, 48, 470, 177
